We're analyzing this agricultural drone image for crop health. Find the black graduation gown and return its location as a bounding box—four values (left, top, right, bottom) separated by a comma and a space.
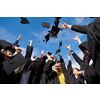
66, 60, 85, 84
71, 50, 100, 84
43, 60, 68, 84
15, 45, 33, 84
16, 45, 47, 84
0, 40, 16, 84
29, 57, 47, 84
0, 40, 26, 84
71, 17, 100, 78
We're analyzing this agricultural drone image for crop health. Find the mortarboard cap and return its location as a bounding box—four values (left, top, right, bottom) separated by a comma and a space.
49, 26, 60, 38
89, 17, 95, 18
42, 22, 50, 28
2, 53, 27, 75
43, 33, 50, 42
78, 41, 89, 53
55, 17, 62, 19
4, 46, 15, 54
55, 49, 61, 54
54, 17, 62, 27
54, 19, 59, 27
4, 44, 19, 54
59, 41, 62, 48
20, 17, 30, 24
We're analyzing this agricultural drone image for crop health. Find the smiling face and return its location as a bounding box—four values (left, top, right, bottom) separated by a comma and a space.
6, 50, 13, 58
54, 61, 62, 71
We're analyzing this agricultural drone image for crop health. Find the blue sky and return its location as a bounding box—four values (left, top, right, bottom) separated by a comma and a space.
0, 17, 95, 68
0, 0, 99, 99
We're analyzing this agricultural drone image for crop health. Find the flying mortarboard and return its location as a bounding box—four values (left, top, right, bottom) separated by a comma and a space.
20, 17, 30, 24
55, 17, 62, 19
43, 17, 62, 42
2, 53, 27, 75
54, 17, 61, 27
55, 49, 61, 54
43, 33, 50, 42
59, 41, 62, 48
89, 17, 95, 18
49, 25, 61, 38
42, 22, 50, 28
54, 19, 59, 27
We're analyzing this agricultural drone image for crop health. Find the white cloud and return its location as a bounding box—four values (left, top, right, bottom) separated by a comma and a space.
30, 30, 51, 48
0, 26, 16, 42
75, 17, 94, 25
30, 30, 48, 40
75, 17, 85, 24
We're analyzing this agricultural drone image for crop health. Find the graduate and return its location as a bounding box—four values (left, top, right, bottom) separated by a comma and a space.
16, 40, 34, 84
42, 54, 69, 84
64, 44, 99, 84
0, 40, 26, 84
32, 53, 48, 84
66, 54, 85, 84
16, 40, 48, 84
60, 18, 100, 80
72, 35, 93, 70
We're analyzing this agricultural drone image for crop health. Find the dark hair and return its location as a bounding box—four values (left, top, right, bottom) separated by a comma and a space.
55, 60, 61, 64
55, 61, 63, 67
30, 61, 37, 73
0, 50, 8, 60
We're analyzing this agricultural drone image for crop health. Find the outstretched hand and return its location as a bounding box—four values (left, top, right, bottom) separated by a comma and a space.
60, 22, 72, 29
17, 34, 22, 41
60, 22, 68, 28
64, 44, 71, 50
28, 40, 33, 43
72, 35, 79, 40
28, 40, 33, 46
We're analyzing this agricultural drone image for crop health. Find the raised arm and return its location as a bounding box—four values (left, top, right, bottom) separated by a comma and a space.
60, 22, 72, 29
60, 22, 88, 34
58, 54, 64, 63
66, 54, 72, 70
25, 40, 33, 59
13, 34, 22, 45
66, 55, 75, 84
71, 25, 88, 34
64, 45, 84, 68
58, 54, 67, 72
